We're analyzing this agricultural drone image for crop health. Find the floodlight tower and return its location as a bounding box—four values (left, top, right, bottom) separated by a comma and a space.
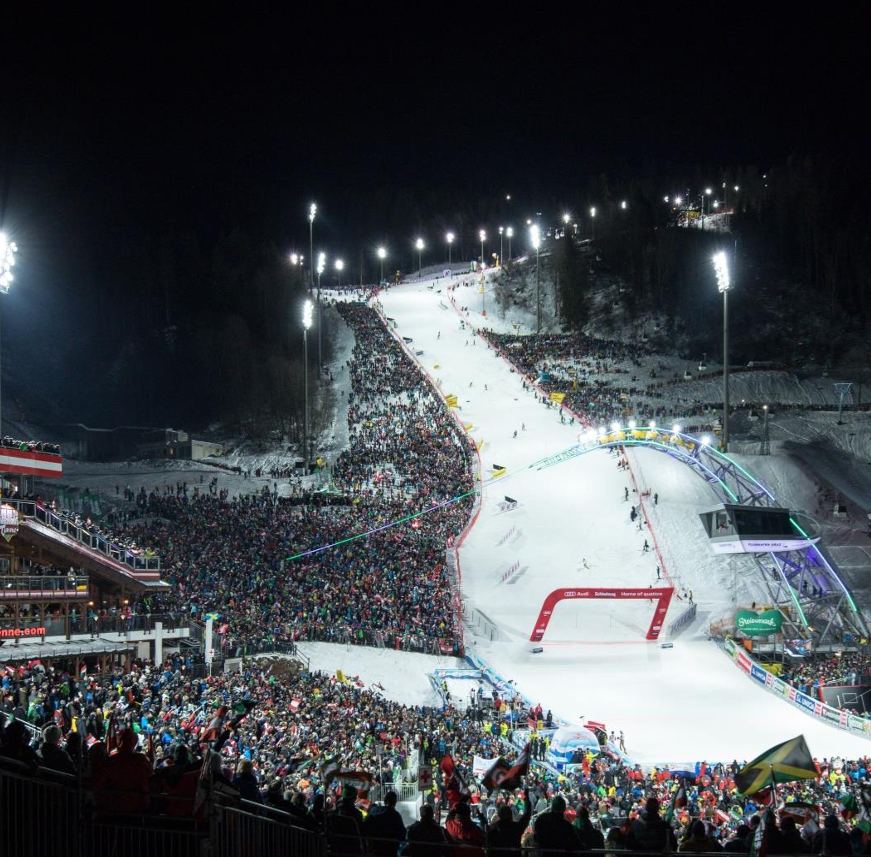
714, 251, 731, 450
530, 224, 541, 334
302, 299, 313, 471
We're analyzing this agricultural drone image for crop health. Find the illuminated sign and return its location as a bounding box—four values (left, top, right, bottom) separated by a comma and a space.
0, 627, 46, 638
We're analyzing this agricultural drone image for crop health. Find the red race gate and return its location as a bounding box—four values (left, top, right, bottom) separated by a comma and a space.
529, 587, 674, 642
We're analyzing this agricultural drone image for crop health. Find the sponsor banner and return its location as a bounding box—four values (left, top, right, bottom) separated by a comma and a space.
0, 504, 19, 541
472, 756, 496, 778
750, 664, 768, 685
822, 707, 841, 725
735, 608, 784, 636
722, 640, 871, 738
0, 626, 46, 638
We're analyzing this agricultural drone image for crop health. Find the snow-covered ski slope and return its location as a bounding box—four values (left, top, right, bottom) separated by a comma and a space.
379, 278, 871, 763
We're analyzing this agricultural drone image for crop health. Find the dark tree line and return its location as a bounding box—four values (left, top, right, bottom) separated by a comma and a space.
57, 228, 314, 437
553, 155, 871, 366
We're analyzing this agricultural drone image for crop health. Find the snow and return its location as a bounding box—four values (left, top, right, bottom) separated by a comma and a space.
377, 277, 871, 763
293, 642, 465, 708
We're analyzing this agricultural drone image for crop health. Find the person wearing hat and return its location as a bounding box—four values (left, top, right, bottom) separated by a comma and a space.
534, 794, 584, 853
573, 805, 605, 850
626, 796, 677, 852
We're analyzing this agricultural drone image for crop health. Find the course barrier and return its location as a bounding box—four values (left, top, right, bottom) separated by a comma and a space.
720, 637, 871, 738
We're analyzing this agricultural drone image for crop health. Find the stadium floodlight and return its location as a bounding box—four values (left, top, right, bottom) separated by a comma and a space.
445, 232, 454, 264
308, 204, 317, 287
620, 201, 627, 210
335, 258, 344, 288
377, 247, 387, 282
290, 253, 299, 265
714, 251, 731, 450
589, 207, 597, 240
317, 252, 326, 276
1, 233, 18, 294
611, 421, 621, 432
702, 435, 711, 446
672, 424, 682, 434
563, 213, 571, 224
664, 196, 669, 203
675, 196, 682, 206
415, 238, 424, 274
506, 194, 511, 200
713, 252, 730, 293
302, 299, 314, 471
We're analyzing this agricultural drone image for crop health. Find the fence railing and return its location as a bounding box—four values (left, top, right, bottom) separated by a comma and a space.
0, 574, 89, 596
2, 498, 162, 575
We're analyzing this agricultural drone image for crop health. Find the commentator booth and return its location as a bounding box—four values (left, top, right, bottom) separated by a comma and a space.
698, 504, 818, 555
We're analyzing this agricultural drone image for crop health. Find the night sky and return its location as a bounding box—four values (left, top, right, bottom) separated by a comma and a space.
0, 7, 867, 418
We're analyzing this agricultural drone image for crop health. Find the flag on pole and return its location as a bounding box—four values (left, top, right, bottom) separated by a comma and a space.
440, 754, 471, 808
735, 735, 818, 795
664, 781, 688, 822
482, 743, 530, 793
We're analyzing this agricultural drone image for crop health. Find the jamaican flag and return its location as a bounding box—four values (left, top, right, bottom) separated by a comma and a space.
735, 735, 818, 795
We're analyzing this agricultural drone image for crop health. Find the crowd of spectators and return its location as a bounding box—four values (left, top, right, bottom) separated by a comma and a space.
3, 654, 871, 853
106, 303, 474, 657
479, 332, 722, 433
0, 435, 61, 455
783, 653, 871, 695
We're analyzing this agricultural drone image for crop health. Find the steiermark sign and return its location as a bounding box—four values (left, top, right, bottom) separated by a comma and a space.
736, 608, 783, 636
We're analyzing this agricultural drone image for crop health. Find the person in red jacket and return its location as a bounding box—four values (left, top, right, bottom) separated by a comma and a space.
445, 802, 484, 857
89, 727, 153, 814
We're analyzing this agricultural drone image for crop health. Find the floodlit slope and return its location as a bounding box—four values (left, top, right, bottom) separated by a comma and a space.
381, 278, 871, 762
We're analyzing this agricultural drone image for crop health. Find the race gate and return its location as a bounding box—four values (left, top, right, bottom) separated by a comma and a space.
529, 586, 675, 642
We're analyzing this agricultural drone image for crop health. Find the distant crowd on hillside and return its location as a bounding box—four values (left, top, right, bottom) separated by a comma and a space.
107, 303, 474, 658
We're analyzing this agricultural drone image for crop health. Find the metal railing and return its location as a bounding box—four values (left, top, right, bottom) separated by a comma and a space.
68, 612, 187, 636
2, 498, 162, 574
0, 574, 89, 595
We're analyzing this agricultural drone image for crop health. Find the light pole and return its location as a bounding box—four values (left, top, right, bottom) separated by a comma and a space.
0, 233, 18, 438
479, 230, 486, 268
562, 212, 571, 236
316, 252, 326, 375
416, 238, 424, 276
446, 232, 454, 265
506, 227, 513, 260
308, 203, 316, 288
335, 258, 344, 288
377, 247, 386, 284
590, 207, 596, 240
703, 188, 713, 222
498, 227, 504, 266
714, 251, 731, 451
302, 299, 313, 471
530, 224, 541, 334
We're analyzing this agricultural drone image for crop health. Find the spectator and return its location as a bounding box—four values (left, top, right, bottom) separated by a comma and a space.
232, 758, 263, 804
89, 727, 152, 814
487, 797, 532, 857
534, 795, 583, 854
363, 790, 407, 856
38, 724, 77, 776
406, 804, 448, 857
626, 797, 677, 852
445, 802, 485, 857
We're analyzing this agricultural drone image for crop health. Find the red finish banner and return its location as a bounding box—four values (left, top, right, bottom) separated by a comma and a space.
529, 587, 674, 642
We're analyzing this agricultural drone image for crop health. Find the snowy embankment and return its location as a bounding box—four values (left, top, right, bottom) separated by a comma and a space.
293, 642, 464, 708
380, 277, 871, 763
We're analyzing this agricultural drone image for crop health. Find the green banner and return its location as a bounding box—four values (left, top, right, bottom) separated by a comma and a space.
736, 608, 783, 636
